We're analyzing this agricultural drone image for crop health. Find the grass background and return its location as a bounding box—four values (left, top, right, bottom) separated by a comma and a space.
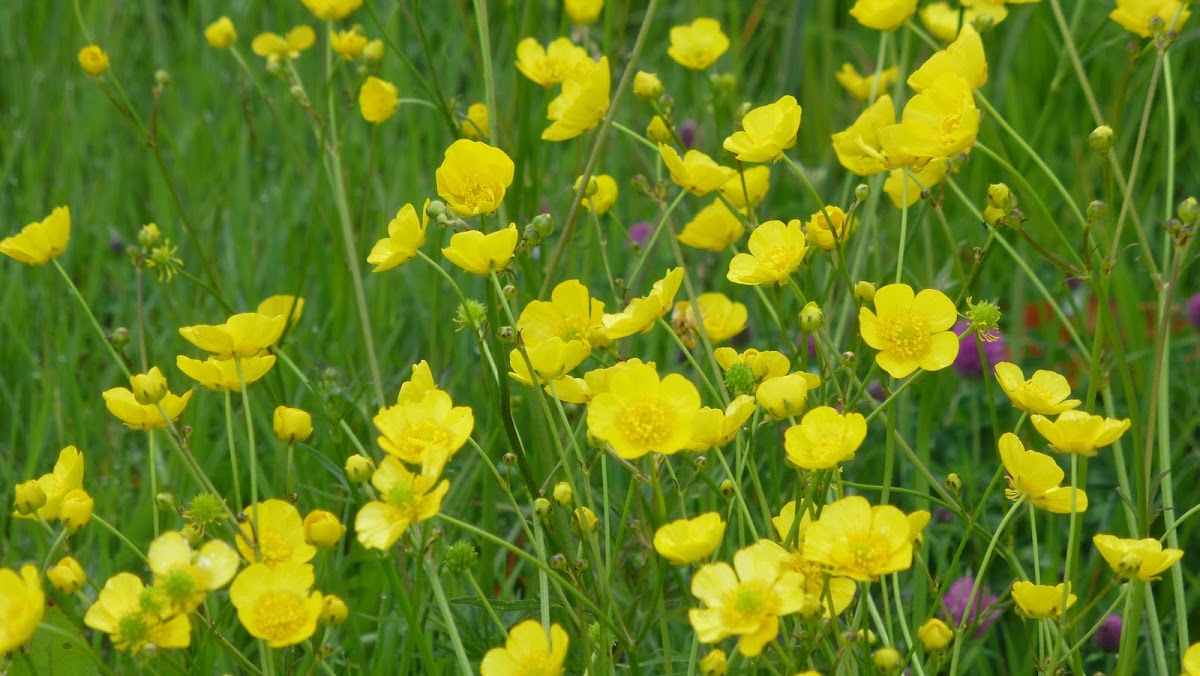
1, 0, 1198, 673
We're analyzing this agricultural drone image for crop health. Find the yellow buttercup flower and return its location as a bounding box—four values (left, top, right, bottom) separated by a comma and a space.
204, 17, 237, 49
1010, 581, 1075, 620
668, 18, 729, 70
321, 596, 349, 624
543, 56, 610, 141
303, 510, 346, 549
442, 223, 520, 275
727, 219, 808, 286
672, 292, 748, 348
359, 76, 399, 123
0, 565, 44, 653
84, 573, 191, 654
462, 102, 490, 140
368, 200, 430, 271
878, 74, 979, 163
251, 26, 315, 63
547, 358, 654, 404
435, 139, 515, 216
677, 200, 746, 251
633, 70, 664, 99
273, 406, 314, 443
256, 294, 304, 327
147, 531, 239, 615
374, 388, 473, 466
1030, 410, 1131, 457
355, 457, 449, 550
700, 650, 727, 676
715, 347, 791, 386
236, 499, 317, 568
805, 206, 854, 251
859, 283, 959, 378
78, 45, 109, 76
129, 366, 169, 405
831, 95, 898, 176
577, 174, 619, 215
601, 267, 684, 339
1183, 642, 1200, 676
654, 512, 726, 563
230, 562, 323, 647
176, 355, 276, 392
13, 480, 46, 516
331, 27, 367, 60
803, 495, 926, 581
301, 0, 362, 20
647, 115, 673, 143
509, 337, 590, 385
755, 372, 820, 419
718, 165, 770, 209
515, 37, 590, 87
60, 489, 93, 529
1110, 0, 1190, 37
47, 556, 87, 594
770, 502, 858, 618
480, 620, 569, 676
397, 359, 438, 405
13, 446, 83, 521
586, 360, 702, 459
723, 95, 802, 163
993, 362, 1081, 415
836, 63, 899, 102
908, 24, 987, 93
884, 157, 952, 207
997, 433, 1088, 513
784, 406, 867, 469
687, 395, 757, 451
179, 312, 286, 359
688, 540, 807, 657
850, 0, 918, 30
659, 144, 737, 196
1, 205, 70, 265
518, 279, 608, 350
917, 617, 954, 652
1092, 534, 1183, 581
565, 0, 603, 24
103, 387, 193, 430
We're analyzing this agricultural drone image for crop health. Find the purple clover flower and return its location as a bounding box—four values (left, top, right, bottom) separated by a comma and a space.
1187, 293, 1200, 328
1093, 614, 1122, 652
628, 221, 651, 249
679, 120, 698, 149
943, 576, 1001, 637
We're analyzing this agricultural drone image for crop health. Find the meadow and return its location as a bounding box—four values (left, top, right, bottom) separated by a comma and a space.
1, 0, 1199, 674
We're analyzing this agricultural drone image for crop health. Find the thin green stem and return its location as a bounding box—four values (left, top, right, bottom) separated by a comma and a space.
423, 557, 473, 675
224, 391, 243, 509
53, 260, 131, 378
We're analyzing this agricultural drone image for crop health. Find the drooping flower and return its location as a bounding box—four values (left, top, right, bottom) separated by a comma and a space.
997, 433, 1088, 513
147, 531, 239, 615
229, 562, 323, 647
726, 219, 808, 286
84, 573, 191, 654
769, 502, 857, 618
878, 74, 980, 163
659, 144, 737, 196
250, 26, 315, 63
601, 267, 684, 339
442, 224, 520, 274
176, 355, 276, 392
0, 565, 44, 653
435, 139, 515, 217
1010, 581, 1075, 620
461, 103, 490, 140
688, 540, 807, 657
577, 174, 619, 215
687, 395, 757, 451
1109, 0, 1190, 37
804, 206, 854, 252
47, 556, 87, 594
586, 361, 702, 459
718, 166, 771, 209
859, 283, 959, 378
515, 37, 590, 87
850, 0, 918, 31
993, 362, 1081, 415
836, 63, 899, 102
1030, 411, 1131, 457
654, 512, 726, 564
667, 18, 729, 70
677, 200, 745, 251
755, 372, 820, 419
480, 620, 569, 676
204, 17, 237, 49
1, 205, 70, 265
301, 0, 362, 20
236, 499, 317, 568
179, 312, 286, 359
359, 76, 399, 123
908, 24, 988, 93
1092, 534, 1184, 581
374, 389, 473, 467
368, 200, 430, 271
831, 95, 899, 176
103, 387, 193, 430
671, 293, 748, 348
784, 406, 867, 469
803, 495, 926, 581
723, 95, 802, 163
543, 56, 610, 141
355, 457, 449, 550
12, 446, 84, 522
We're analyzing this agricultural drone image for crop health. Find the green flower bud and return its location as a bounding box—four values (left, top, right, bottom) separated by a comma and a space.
1089, 125, 1115, 154
1087, 200, 1107, 221
344, 454, 376, 483
854, 281, 876, 304
873, 646, 903, 673
553, 482, 574, 506
987, 183, 1014, 210
426, 200, 448, 219
946, 473, 962, 492
854, 184, 871, 202
799, 302, 824, 332
534, 497, 552, 518
1177, 196, 1198, 225
719, 479, 735, 499
155, 492, 175, 511
443, 540, 480, 575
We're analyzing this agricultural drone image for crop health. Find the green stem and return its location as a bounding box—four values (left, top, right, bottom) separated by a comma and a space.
148, 429, 160, 536
235, 358, 261, 557
53, 260, 131, 378
423, 557, 473, 675
224, 391, 243, 509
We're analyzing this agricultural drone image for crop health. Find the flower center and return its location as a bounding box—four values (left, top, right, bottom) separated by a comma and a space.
387, 482, 417, 510
719, 580, 776, 628
117, 613, 151, 651
619, 400, 673, 448
259, 530, 295, 567
845, 531, 891, 574
882, 314, 930, 361
759, 246, 796, 276
937, 113, 964, 147
160, 568, 199, 607
457, 177, 495, 209
251, 591, 308, 642
394, 420, 454, 460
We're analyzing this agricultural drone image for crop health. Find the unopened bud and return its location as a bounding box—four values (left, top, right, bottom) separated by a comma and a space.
987, 183, 1014, 210
1089, 125, 1115, 154
854, 281, 876, 304
873, 647, 903, 673
498, 326, 515, 342
633, 71, 664, 100
154, 69, 171, 87
110, 327, 131, 348
855, 184, 871, 202
799, 302, 823, 332
946, 473, 962, 492
155, 492, 175, 511
14, 480, 47, 515
719, 479, 735, 499
533, 497, 552, 518
344, 454, 375, 483
1087, 200, 1107, 221
552, 482, 574, 506
531, 213, 554, 238
1177, 196, 1199, 225
426, 200, 448, 219
502, 452, 517, 466
841, 351, 857, 366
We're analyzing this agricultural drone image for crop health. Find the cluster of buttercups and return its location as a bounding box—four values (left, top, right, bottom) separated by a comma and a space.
5, 0, 1198, 673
